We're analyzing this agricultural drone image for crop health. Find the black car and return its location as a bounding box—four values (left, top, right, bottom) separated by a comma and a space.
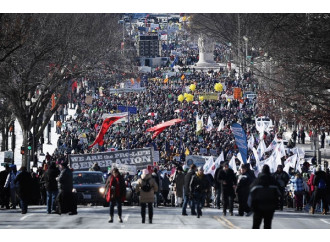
72, 171, 107, 206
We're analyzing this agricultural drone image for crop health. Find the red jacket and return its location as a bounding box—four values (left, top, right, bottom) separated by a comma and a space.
105, 175, 126, 202
307, 173, 315, 194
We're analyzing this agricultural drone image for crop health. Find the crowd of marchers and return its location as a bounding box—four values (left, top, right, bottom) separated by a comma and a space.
1, 67, 329, 229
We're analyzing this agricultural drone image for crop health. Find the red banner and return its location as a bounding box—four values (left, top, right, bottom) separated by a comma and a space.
88, 116, 126, 149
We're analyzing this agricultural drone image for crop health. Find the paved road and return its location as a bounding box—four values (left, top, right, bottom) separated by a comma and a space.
1, 206, 329, 229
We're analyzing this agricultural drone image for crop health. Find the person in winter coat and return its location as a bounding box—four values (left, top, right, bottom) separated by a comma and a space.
182, 164, 197, 216
56, 161, 77, 215
307, 171, 316, 207
43, 162, 60, 214
136, 169, 158, 223
173, 166, 185, 207
311, 166, 328, 215
151, 168, 160, 207
236, 164, 254, 216
189, 166, 209, 218
218, 162, 237, 216
273, 164, 290, 210
249, 165, 280, 229
104, 168, 126, 223
14, 166, 33, 214
4, 164, 19, 209
291, 172, 305, 211
214, 165, 223, 209
0, 164, 10, 209
161, 173, 171, 206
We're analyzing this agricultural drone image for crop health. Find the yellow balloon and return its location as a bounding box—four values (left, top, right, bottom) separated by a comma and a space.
184, 93, 188, 98
178, 94, 184, 102
186, 94, 194, 102
199, 96, 204, 101
214, 83, 223, 92
189, 84, 196, 91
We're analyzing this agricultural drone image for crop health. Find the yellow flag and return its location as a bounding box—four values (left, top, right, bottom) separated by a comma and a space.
164, 77, 169, 83
185, 148, 190, 156
181, 74, 185, 80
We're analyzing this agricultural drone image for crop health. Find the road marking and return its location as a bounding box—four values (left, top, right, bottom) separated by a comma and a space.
123, 214, 129, 222
20, 214, 33, 221
320, 219, 330, 225
213, 216, 240, 229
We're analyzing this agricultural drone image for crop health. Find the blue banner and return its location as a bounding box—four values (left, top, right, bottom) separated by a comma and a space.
231, 123, 248, 164
117, 105, 137, 114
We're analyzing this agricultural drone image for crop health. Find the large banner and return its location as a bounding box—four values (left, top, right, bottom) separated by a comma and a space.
185, 155, 212, 168
198, 93, 219, 100
231, 123, 248, 164
69, 148, 153, 172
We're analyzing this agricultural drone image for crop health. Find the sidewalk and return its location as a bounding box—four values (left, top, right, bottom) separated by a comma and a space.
283, 131, 330, 163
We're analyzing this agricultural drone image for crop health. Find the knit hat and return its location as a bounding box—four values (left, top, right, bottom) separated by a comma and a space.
142, 169, 149, 175
198, 166, 204, 172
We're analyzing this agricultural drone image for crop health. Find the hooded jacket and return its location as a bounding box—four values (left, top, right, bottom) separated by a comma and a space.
136, 173, 158, 203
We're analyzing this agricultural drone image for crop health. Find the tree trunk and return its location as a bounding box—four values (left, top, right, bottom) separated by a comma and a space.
1, 129, 5, 151
5, 126, 9, 151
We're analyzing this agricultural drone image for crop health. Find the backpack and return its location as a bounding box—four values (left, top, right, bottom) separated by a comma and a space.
141, 179, 152, 192
318, 178, 326, 189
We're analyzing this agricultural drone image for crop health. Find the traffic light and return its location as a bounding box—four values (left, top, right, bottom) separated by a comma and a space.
28, 132, 33, 150
21, 146, 25, 155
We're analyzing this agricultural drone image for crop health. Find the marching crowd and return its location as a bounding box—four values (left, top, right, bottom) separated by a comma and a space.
1, 65, 330, 229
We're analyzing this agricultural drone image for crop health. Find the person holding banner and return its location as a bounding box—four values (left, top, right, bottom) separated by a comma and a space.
104, 168, 126, 223
136, 169, 158, 224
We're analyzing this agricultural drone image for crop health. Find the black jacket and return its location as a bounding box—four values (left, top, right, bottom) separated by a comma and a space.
236, 171, 253, 198
249, 172, 280, 212
217, 168, 237, 194
44, 166, 60, 191
214, 167, 222, 189
58, 167, 73, 193
190, 174, 209, 195
273, 171, 290, 188
313, 170, 327, 191
14, 171, 33, 201
184, 169, 196, 195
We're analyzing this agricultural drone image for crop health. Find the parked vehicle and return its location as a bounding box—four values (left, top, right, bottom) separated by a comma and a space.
72, 171, 107, 206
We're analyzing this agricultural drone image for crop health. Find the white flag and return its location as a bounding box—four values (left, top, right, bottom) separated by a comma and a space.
256, 140, 266, 160
217, 118, 225, 131
277, 141, 286, 158
252, 147, 260, 164
229, 155, 237, 173
284, 154, 297, 168
264, 155, 276, 173
248, 135, 255, 150
215, 151, 225, 165
206, 116, 214, 132
196, 114, 203, 133
237, 152, 244, 164
291, 147, 305, 159
203, 156, 214, 175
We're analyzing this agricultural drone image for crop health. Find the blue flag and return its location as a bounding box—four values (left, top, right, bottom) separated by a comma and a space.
231, 123, 248, 164
170, 56, 178, 68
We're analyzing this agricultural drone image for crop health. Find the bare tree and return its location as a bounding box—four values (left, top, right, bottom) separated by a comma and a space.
190, 13, 330, 129
0, 14, 123, 168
